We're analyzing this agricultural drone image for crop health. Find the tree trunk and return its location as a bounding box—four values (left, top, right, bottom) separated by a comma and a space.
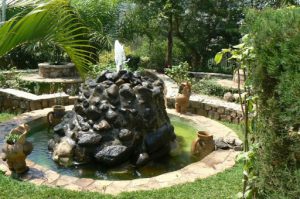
165, 13, 173, 68
174, 16, 202, 70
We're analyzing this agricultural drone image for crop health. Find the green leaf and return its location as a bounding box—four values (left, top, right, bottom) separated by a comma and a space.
233, 43, 245, 49
0, 0, 95, 78
214, 52, 223, 64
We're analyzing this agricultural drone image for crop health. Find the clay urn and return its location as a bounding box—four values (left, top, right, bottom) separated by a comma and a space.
47, 105, 66, 126
175, 82, 192, 114
191, 131, 215, 160
1, 124, 33, 174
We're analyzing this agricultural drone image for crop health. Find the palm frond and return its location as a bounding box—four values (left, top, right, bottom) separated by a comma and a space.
0, 0, 95, 78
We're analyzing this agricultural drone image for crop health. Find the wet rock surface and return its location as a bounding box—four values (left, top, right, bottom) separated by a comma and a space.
49, 70, 176, 167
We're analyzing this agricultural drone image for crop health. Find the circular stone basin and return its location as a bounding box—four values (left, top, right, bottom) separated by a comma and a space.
0, 107, 240, 194
25, 114, 204, 180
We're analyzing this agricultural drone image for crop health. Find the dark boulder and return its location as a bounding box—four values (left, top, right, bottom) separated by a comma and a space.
78, 133, 102, 146
94, 145, 130, 166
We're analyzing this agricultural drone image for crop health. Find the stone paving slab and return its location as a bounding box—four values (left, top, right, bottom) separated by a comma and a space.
20, 73, 83, 83
0, 105, 240, 195
0, 88, 39, 100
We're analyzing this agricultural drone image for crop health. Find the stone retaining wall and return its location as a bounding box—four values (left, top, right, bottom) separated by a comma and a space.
0, 88, 77, 113
166, 98, 243, 124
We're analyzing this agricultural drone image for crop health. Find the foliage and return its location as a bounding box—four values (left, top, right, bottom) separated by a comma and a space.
245, 0, 300, 9
192, 78, 240, 98
215, 28, 257, 199
71, 0, 121, 54
228, 7, 300, 198
0, 113, 15, 123
0, 45, 37, 70
0, 68, 31, 92
0, 0, 94, 77
5, 134, 21, 144
128, 0, 242, 70
24, 41, 70, 65
165, 62, 191, 84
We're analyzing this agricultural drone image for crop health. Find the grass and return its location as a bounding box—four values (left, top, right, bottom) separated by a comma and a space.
220, 121, 244, 139
0, 112, 15, 123
0, 163, 243, 199
0, 114, 243, 199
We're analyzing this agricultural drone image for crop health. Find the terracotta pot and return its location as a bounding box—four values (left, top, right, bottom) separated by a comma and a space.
191, 131, 215, 160
1, 124, 33, 174
47, 105, 66, 126
175, 82, 191, 114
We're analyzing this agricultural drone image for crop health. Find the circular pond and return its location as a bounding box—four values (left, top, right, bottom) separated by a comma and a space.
26, 115, 204, 180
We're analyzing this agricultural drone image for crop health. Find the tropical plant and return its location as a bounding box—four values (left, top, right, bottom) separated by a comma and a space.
0, 0, 94, 78
5, 133, 21, 144
215, 34, 257, 198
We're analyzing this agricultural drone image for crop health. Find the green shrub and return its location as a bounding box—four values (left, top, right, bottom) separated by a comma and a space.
245, 7, 300, 198
165, 62, 191, 84
5, 134, 21, 144
192, 78, 239, 98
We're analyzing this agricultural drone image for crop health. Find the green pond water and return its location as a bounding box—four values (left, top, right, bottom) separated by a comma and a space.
26, 115, 204, 180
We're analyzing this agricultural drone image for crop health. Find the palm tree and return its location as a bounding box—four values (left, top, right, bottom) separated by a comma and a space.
0, 0, 94, 77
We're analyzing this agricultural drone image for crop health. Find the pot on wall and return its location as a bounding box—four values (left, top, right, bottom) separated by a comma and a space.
175, 82, 192, 114
47, 105, 66, 126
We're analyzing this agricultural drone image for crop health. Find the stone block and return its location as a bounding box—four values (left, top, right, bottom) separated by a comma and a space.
205, 104, 212, 111
68, 96, 78, 105
213, 112, 220, 120
230, 111, 237, 118
20, 101, 27, 109
48, 99, 55, 107
233, 117, 240, 124
189, 100, 200, 108
30, 100, 42, 111
217, 107, 225, 114
220, 115, 232, 122
42, 100, 48, 108
208, 110, 214, 118
196, 108, 208, 117
226, 115, 232, 122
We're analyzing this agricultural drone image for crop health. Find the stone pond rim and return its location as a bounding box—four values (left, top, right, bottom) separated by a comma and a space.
49, 70, 177, 168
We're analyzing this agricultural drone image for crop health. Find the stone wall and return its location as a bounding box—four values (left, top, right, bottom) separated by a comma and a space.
0, 89, 77, 113
166, 98, 243, 124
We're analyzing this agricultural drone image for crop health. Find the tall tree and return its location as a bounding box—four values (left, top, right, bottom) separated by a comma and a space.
127, 0, 242, 70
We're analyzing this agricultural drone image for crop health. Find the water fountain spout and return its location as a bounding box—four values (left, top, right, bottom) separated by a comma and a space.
114, 40, 127, 72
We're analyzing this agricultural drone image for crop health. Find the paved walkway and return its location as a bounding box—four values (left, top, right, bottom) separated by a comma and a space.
0, 106, 240, 195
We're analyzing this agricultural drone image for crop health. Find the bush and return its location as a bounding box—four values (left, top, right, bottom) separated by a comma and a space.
165, 62, 191, 84
245, 7, 300, 198
192, 78, 239, 98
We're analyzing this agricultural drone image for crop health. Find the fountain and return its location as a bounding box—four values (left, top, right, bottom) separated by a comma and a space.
48, 69, 177, 168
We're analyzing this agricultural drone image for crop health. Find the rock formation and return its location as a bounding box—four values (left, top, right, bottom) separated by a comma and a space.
48, 70, 176, 167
